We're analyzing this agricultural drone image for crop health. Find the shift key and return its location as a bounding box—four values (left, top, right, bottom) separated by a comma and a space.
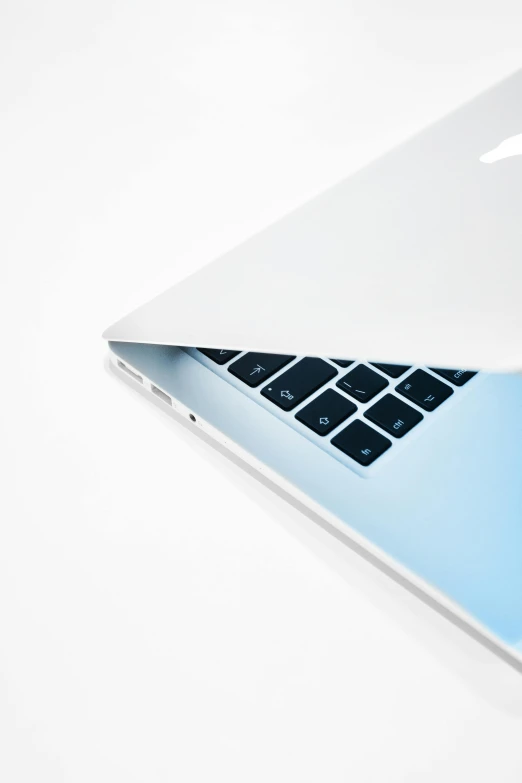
261, 358, 337, 411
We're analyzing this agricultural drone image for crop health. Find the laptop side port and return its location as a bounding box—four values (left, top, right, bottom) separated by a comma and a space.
117, 360, 143, 384
151, 384, 172, 405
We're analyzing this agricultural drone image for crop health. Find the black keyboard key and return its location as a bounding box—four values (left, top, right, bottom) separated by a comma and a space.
365, 393, 423, 438
295, 389, 357, 435
198, 348, 241, 365
429, 368, 477, 387
228, 352, 295, 387
336, 364, 388, 403
332, 420, 391, 466
396, 369, 453, 411
261, 358, 337, 411
331, 358, 354, 368
370, 362, 411, 379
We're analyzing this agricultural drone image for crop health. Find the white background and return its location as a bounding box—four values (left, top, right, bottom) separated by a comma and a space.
2, 2, 522, 780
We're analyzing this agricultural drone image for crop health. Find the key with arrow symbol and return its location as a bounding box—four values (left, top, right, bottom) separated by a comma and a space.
295, 389, 357, 434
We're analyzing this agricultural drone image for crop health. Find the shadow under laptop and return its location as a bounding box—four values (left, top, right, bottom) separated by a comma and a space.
105, 356, 522, 714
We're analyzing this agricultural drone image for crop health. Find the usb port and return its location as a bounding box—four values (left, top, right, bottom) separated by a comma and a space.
151, 385, 172, 405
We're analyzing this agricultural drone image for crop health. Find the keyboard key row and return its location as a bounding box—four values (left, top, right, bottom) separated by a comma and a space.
196, 348, 474, 469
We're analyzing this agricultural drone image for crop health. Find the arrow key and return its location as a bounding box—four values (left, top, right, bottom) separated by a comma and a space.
296, 389, 357, 435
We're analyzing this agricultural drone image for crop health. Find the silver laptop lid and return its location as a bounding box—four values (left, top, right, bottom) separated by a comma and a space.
104, 70, 522, 372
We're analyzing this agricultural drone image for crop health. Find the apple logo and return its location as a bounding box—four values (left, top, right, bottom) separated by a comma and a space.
480, 133, 522, 163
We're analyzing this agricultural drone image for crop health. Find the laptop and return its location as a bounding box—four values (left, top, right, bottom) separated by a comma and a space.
104, 70, 522, 666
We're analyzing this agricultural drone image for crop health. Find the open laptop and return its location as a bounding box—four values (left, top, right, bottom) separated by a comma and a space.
104, 70, 522, 666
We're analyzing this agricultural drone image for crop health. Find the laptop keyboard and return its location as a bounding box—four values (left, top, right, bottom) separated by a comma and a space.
193, 349, 477, 475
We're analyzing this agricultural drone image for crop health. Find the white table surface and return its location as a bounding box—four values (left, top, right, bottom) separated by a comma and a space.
2, 2, 522, 780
